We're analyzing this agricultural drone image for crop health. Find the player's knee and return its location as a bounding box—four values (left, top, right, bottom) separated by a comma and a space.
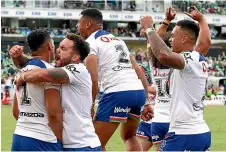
121, 131, 137, 142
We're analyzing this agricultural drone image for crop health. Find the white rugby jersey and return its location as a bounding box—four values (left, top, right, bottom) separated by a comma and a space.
14, 58, 59, 143
61, 63, 100, 148
169, 51, 210, 134
151, 67, 171, 123
86, 30, 144, 93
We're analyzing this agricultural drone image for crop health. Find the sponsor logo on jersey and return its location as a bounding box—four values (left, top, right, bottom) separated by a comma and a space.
112, 65, 132, 71
157, 99, 170, 103
114, 107, 131, 113
19, 112, 44, 117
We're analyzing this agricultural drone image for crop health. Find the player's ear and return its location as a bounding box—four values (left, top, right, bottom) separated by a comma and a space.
71, 53, 80, 63
182, 35, 188, 44
86, 21, 91, 29
47, 43, 52, 52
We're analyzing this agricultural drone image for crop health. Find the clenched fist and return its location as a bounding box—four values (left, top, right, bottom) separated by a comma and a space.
140, 16, 154, 30
9, 45, 24, 58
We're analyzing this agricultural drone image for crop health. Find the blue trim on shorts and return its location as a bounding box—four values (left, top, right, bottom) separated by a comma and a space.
95, 90, 146, 123
11, 134, 63, 151
64, 146, 102, 151
151, 122, 169, 145
136, 121, 152, 141
159, 132, 211, 151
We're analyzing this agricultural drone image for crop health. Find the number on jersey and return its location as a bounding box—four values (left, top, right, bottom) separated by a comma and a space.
155, 78, 170, 98
21, 83, 31, 106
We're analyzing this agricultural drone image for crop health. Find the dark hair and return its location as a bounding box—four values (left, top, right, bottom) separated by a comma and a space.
26, 29, 51, 52
66, 33, 90, 61
176, 20, 200, 41
80, 8, 103, 23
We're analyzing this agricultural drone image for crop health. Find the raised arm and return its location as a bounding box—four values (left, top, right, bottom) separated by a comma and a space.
9, 45, 31, 68
158, 7, 176, 39
142, 7, 176, 63
140, 16, 185, 70
184, 6, 211, 56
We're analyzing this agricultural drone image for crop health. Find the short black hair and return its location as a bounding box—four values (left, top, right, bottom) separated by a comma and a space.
66, 33, 90, 61
80, 8, 103, 23
26, 29, 51, 52
176, 20, 200, 41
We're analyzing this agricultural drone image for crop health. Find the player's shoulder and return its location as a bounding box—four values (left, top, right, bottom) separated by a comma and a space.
181, 50, 206, 63
86, 30, 118, 44
64, 63, 88, 74
23, 58, 53, 69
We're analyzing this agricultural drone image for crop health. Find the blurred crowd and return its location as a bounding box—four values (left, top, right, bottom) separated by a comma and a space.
2, 0, 226, 14
173, 0, 226, 15
2, 26, 225, 40
206, 52, 226, 77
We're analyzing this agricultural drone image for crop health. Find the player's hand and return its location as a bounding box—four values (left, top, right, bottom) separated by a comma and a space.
15, 72, 26, 90
9, 45, 24, 58
165, 7, 176, 21
141, 104, 154, 121
184, 6, 204, 22
140, 16, 154, 30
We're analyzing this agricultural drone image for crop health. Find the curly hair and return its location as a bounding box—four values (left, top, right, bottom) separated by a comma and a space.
66, 33, 90, 61
26, 29, 50, 52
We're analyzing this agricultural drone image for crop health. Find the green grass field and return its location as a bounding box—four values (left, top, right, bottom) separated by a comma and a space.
1, 105, 226, 151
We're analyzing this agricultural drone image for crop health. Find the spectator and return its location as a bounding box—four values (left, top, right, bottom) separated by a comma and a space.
219, 84, 225, 95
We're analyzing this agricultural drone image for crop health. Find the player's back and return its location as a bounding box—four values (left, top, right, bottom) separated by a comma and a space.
86, 30, 143, 93
169, 51, 210, 134
15, 58, 57, 143
61, 63, 100, 149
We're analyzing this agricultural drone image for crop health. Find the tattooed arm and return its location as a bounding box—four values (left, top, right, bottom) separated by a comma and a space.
20, 68, 69, 84
140, 16, 185, 70
145, 7, 176, 64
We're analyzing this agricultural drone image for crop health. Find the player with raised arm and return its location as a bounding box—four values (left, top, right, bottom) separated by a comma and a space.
11, 29, 63, 151
140, 6, 211, 151
13, 33, 101, 151
77, 8, 152, 151
136, 7, 175, 151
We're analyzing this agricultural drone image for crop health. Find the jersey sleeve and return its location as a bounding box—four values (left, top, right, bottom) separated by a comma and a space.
88, 42, 99, 56
180, 51, 198, 72
61, 64, 82, 84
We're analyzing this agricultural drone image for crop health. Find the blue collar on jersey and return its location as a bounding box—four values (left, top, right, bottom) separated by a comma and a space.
94, 30, 109, 39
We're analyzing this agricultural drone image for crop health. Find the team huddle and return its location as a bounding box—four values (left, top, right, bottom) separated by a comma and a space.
10, 6, 211, 151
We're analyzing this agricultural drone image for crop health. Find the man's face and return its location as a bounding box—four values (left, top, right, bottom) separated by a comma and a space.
169, 26, 184, 53
49, 38, 55, 62
77, 15, 90, 39
57, 38, 77, 66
